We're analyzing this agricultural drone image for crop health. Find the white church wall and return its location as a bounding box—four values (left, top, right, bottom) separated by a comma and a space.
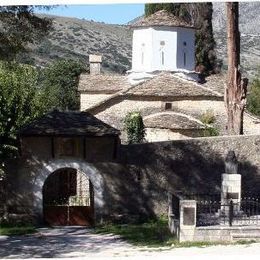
176, 28, 195, 71
150, 27, 178, 71
80, 93, 112, 111
132, 26, 195, 72
132, 28, 153, 72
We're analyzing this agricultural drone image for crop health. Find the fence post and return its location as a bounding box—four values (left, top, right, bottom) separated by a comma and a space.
179, 200, 196, 242
168, 192, 179, 236
229, 200, 234, 226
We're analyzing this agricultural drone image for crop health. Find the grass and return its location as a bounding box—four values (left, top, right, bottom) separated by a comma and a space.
95, 218, 258, 248
95, 217, 176, 247
0, 224, 36, 236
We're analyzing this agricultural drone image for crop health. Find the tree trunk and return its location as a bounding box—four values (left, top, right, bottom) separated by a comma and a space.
225, 2, 248, 135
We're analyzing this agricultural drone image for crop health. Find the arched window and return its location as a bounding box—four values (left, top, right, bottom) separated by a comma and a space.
141, 51, 144, 65
141, 43, 145, 65
183, 41, 187, 67
161, 51, 165, 65
160, 41, 165, 66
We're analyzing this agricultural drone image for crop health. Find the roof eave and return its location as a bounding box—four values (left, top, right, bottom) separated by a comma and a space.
131, 24, 195, 30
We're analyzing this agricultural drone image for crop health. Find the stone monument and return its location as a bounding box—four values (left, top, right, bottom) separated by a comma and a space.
221, 151, 241, 215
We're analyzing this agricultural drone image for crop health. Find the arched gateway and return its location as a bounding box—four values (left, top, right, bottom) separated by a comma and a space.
18, 111, 120, 226
43, 168, 94, 226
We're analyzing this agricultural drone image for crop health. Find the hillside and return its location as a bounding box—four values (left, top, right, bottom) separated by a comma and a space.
20, 14, 132, 73
20, 3, 260, 77
213, 2, 260, 79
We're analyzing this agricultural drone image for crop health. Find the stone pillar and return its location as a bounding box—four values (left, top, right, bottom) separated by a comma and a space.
221, 173, 241, 214
179, 200, 196, 242
89, 54, 102, 75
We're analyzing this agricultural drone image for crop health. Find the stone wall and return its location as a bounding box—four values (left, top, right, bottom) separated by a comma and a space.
118, 134, 260, 215
80, 93, 112, 111
145, 128, 205, 142
5, 134, 260, 224
82, 95, 260, 142
5, 136, 119, 224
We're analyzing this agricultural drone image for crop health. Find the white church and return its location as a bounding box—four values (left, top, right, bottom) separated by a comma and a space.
131, 11, 195, 72
78, 10, 260, 142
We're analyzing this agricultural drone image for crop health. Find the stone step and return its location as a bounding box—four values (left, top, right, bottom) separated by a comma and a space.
232, 233, 260, 241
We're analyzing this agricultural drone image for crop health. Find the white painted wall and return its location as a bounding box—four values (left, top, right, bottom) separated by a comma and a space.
132, 28, 153, 72
176, 28, 195, 71
151, 27, 178, 71
132, 26, 195, 72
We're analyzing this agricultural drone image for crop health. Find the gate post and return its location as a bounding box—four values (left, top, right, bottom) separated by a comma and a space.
179, 200, 196, 242
168, 192, 179, 236
229, 200, 234, 226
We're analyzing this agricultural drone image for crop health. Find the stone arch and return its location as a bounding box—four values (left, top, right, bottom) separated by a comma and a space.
32, 158, 105, 223
143, 111, 205, 127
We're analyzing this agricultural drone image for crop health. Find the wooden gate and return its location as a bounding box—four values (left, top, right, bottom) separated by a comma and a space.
43, 168, 94, 226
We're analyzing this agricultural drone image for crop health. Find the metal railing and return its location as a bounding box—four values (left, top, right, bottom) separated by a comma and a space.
197, 198, 260, 227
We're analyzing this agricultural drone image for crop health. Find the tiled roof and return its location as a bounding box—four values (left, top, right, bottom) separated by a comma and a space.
144, 112, 206, 130
131, 10, 194, 29
202, 73, 226, 96
125, 73, 223, 98
78, 74, 130, 94
19, 110, 120, 137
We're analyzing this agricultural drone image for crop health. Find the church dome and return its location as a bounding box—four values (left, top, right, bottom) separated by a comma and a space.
131, 9, 194, 29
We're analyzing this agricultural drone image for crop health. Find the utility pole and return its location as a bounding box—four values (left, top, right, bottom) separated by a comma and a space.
225, 2, 248, 135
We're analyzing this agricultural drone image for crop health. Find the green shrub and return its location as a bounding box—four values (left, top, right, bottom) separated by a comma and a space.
247, 78, 260, 116
202, 126, 219, 137
124, 111, 146, 144
200, 110, 216, 125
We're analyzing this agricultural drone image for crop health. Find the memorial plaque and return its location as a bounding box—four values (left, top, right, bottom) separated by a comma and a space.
183, 207, 195, 225
227, 192, 239, 199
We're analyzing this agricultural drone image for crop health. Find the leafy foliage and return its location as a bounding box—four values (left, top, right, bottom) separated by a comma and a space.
145, 3, 190, 19
200, 110, 216, 125
40, 59, 86, 111
0, 62, 45, 177
200, 110, 219, 136
144, 3, 218, 75
247, 77, 260, 116
124, 112, 146, 144
202, 126, 219, 137
0, 6, 53, 61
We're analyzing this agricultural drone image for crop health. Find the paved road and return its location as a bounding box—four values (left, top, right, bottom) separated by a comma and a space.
0, 227, 135, 258
1, 227, 260, 259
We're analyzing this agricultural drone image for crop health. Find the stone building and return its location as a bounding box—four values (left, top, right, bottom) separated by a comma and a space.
5, 109, 260, 226
8, 110, 120, 226
2, 10, 260, 229
78, 10, 260, 142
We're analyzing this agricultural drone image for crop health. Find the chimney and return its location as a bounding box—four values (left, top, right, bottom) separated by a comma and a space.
89, 54, 102, 75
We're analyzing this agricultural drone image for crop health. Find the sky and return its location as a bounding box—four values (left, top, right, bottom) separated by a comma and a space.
37, 4, 145, 24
